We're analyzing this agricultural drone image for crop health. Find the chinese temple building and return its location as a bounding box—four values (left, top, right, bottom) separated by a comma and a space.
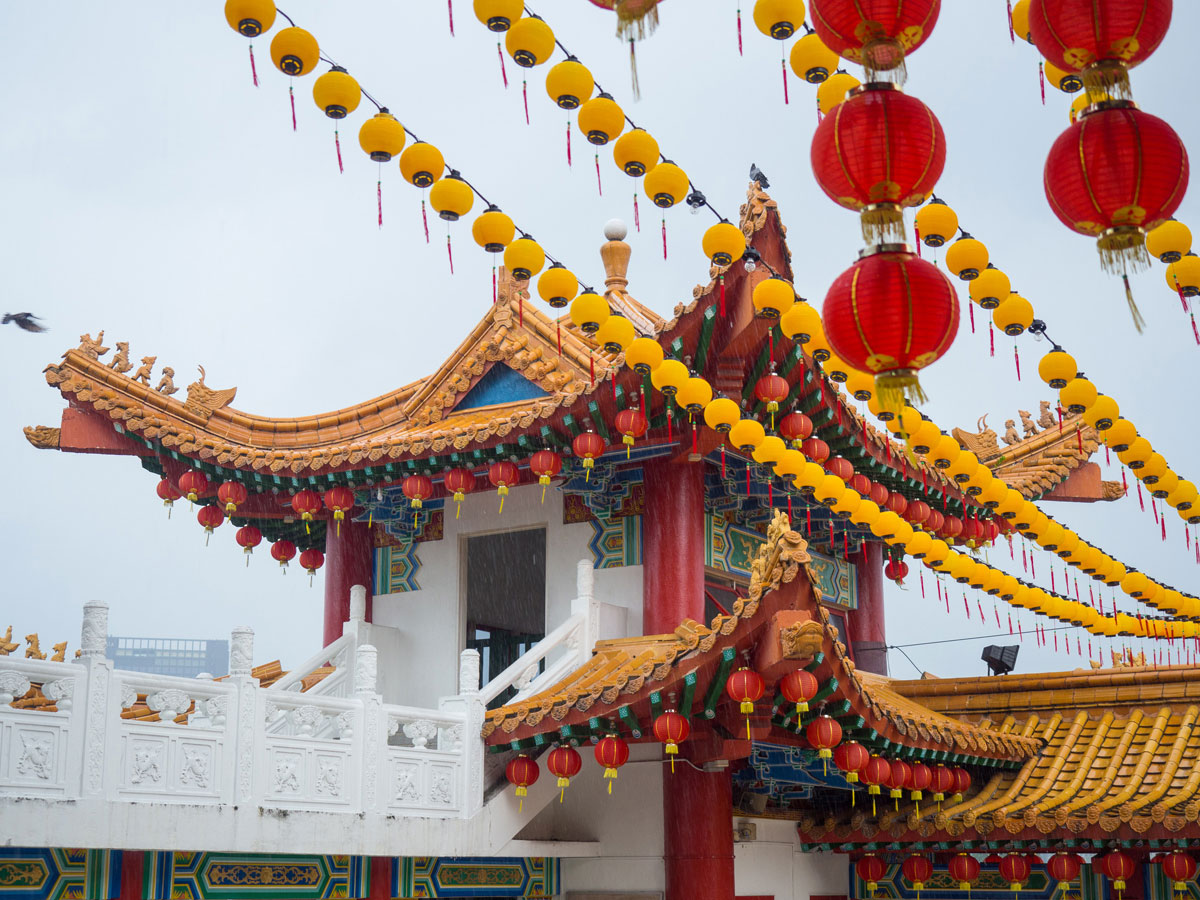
3, 182, 1192, 900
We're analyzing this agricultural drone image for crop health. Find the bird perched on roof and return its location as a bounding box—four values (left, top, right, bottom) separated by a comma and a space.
3, 313, 47, 333
749, 164, 770, 189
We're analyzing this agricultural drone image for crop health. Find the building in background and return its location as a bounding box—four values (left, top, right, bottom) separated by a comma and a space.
105, 636, 228, 678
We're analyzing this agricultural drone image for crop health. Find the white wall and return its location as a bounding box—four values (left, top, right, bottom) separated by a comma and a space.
735, 819, 846, 900
372, 482, 644, 708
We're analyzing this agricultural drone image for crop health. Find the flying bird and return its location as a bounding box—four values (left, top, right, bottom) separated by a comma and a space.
3, 313, 47, 333
749, 164, 770, 189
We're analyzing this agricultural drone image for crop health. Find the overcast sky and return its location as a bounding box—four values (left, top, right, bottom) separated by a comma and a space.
2, 2, 1196, 679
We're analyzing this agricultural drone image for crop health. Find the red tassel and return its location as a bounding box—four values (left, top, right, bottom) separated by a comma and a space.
1007, 0, 1015, 41
1173, 274, 1189, 312
1031, 553, 1036, 578
1122, 468, 1128, 495
249, 44, 259, 87
936, 577, 943, 606
994, 604, 1001, 628
781, 58, 789, 105
787, 494, 793, 519
377, 180, 384, 228
806, 506, 811, 534
722, 443, 727, 478
945, 581, 950, 613
667, 399, 673, 440
498, 42, 508, 87
816, 97, 823, 123
829, 519, 834, 550
843, 530, 848, 559
566, 120, 572, 167
335, 128, 343, 173
590, 353, 595, 387
719, 276, 726, 316
968, 302, 975, 333
1153, 498, 1159, 525
447, 234, 454, 274
750, 466, 754, 498
421, 199, 430, 243
522, 77, 530, 125
519, 294, 524, 327
694, 424, 700, 456
1105, 444, 1111, 466
1051, 569, 1056, 593
595, 153, 603, 196
1039, 60, 1046, 104
289, 84, 297, 131
1009, 612, 1014, 635
1162, 513, 1167, 542
989, 321, 995, 356
737, 6, 743, 55
1014, 345, 1022, 381
1058, 406, 1063, 433
920, 571, 925, 598
963, 593, 970, 619
1075, 425, 1083, 454
1192, 313, 1200, 345
914, 224, 922, 258
661, 217, 668, 260
633, 193, 640, 231
769, 481, 773, 507
448, 0, 455, 35
493, 265, 497, 304
1137, 481, 1145, 511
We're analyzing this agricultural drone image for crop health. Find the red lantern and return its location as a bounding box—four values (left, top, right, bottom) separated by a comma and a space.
849, 473, 872, 496
861, 755, 891, 814
299, 547, 324, 585
323, 486, 355, 535
810, 0, 941, 79
402, 474, 434, 526
780, 411, 814, 447
902, 854, 934, 896
217, 480, 248, 517
1102, 850, 1136, 898
949, 854, 981, 892
857, 855, 888, 896
823, 249, 960, 411
725, 667, 765, 740
802, 437, 830, 464
505, 754, 539, 812
811, 84, 946, 240
235, 525, 262, 564
806, 714, 842, 774
925, 508, 944, 534
755, 368, 790, 428
594, 735, 629, 794
1029, 0, 1172, 98
904, 500, 931, 526
156, 478, 182, 517
885, 559, 909, 584
951, 765, 971, 802
652, 710, 691, 772
833, 740, 869, 805
613, 409, 648, 458
291, 490, 322, 531
197, 505, 223, 545
546, 745, 582, 802
959, 517, 981, 546
999, 853, 1032, 894
941, 515, 963, 539
178, 470, 210, 503
907, 761, 932, 813
270, 539, 297, 570
488, 460, 520, 513
869, 482, 890, 507
826, 456, 855, 481
572, 430, 606, 482
930, 764, 954, 803
1162, 852, 1196, 893
780, 668, 819, 715
1048, 852, 1083, 889
887, 758, 912, 806
529, 450, 563, 503
886, 493, 909, 516
444, 468, 475, 519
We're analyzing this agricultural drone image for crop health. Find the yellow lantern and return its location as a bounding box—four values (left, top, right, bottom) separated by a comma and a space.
1043, 58, 1083, 92
915, 199, 959, 248
613, 129, 659, 177
644, 161, 689, 209
1103, 418, 1137, 452
1138, 452, 1167, 484
752, 276, 795, 320
1037, 349, 1077, 389
1121, 571, 1150, 598
944, 236, 989, 281
908, 418, 941, 455
1168, 479, 1198, 510
790, 31, 838, 83
813, 475, 845, 508
927, 434, 960, 469
429, 170, 474, 221
996, 489, 1024, 520
1104, 560, 1126, 587
1081, 395, 1118, 430
1165, 253, 1200, 296
1068, 92, 1090, 124
968, 267, 1011, 309
545, 56, 594, 109
225, 0, 276, 37
1151, 469, 1179, 499
906, 530, 932, 558
703, 222, 747, 267
832, 490, 861, 520
851, 499, 881, 528
823, 354, 852, 384
625, 337, 665, 374
577, 93, 625, 146
505, 15, 555, 67
474, 0, 523, 31
704, 397, 741, 433
1056, 530, 1080, 559
537, 263, 578, 308
312, 66, 361, 118
472, 206, 516, 253
753, 435, 787, 466
992, 293, 1034, 336
1059, 378, 1097, 414
569, 289, 609, 334
816, 72, 860, 115
1146, 219, 1192, 263
399, 141, 444, 187
774, 448, 806, 481
871, 511, 901, 541
729, 418, 767, 452
594, 313, 636, 354
795, 461, 826, 495
1014, 501, 1037, 531
677, 377, 714, 416
946, 449, 978, 484
651, 359, 690, 397
358, 109, 406, 161
270, 27, 319, 76
866, 394, 895, 422
805, 325, 832, 362
503, 236, 546, 280
780, 301, 820, 343
845, 369, 874, 401
753, 0, 805, 38
1010, 0, 1032, 42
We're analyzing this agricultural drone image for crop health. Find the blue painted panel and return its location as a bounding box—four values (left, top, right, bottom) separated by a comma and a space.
455, 364, 547, 411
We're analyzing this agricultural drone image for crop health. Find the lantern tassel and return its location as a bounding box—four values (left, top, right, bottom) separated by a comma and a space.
1039, 60, 1045, 104
1014, 344, 1022, 381
781, 58, 789, 105
989, 321, 994, 356
447, 233, 454, 274
493, 265, 497, 305
377, 180, 383, 228
1007, 0, 1015, 41
557, 320, 562, 356
914, 224, 922, 257
719, 275, 726, 316
421, 198, 430, 243
968, 302, 975, 333
633, 192, 641, 231
334, 128, 343, 173
595, 152, 603, 196
522, 76, 530, 125
736, 5, 743, 55
1122, 272, 1147, 333
566, 118, 572, 166
860, 205, 905, 244
1192, 313, 1200, 345
249, 44, 259, 87
289, 84, 296, 131
629, 38, 641, 101
447, 0, 454, 35
661, 216, 668, 260
497, 42, 508, 88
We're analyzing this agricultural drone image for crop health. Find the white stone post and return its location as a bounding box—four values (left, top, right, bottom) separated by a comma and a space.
79, 599, 108, 659
572, 559, 600, 658
354, 644, 378, 695
229, 625, 254, 677
349, 585, 367, 623
457, 648, 486, 818
458, 649, 481, 695
75, 600, 112, 799
224, 626, 259, 805
353, 643, 382, 813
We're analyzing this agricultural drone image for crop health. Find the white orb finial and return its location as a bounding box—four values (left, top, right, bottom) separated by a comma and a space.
604, 219, 628, 241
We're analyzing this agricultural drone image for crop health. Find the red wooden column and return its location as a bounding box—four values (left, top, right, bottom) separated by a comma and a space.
664, 765, 735, 900
118, 851, 144, 900
642, 458, 707, 634
847, 541, 887, 675
323, 519, 374, 646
